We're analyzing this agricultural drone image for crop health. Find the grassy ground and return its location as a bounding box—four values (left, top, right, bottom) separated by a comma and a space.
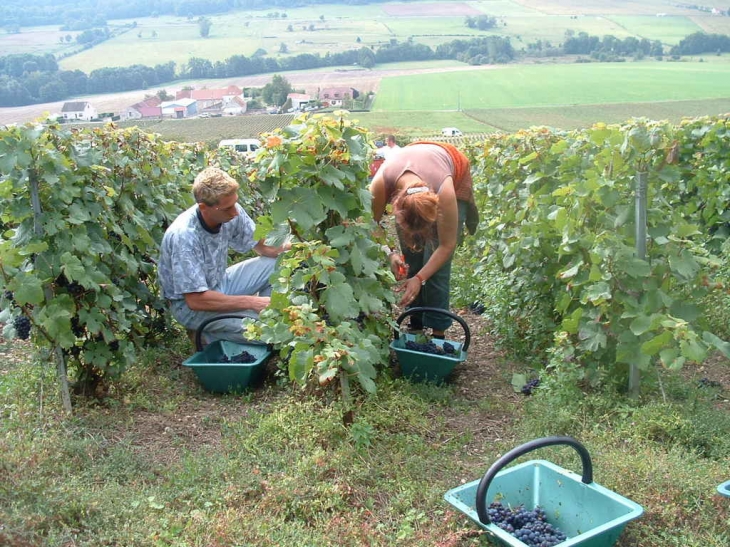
1, 312, 729, 546
372, 60, 730, 111
462, 98, 730, 132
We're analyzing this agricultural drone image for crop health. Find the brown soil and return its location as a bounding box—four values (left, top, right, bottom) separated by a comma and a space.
0, 64, 501, 126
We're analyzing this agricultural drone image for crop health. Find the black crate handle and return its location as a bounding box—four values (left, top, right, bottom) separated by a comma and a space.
194, 314, 270, 352
393, 306, 471, 351
475, 436, 593, 525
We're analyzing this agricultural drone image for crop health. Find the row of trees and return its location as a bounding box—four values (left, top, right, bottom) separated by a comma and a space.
562, 32, 664, 58
0, 35, 515, 107
670, 32, 730, 55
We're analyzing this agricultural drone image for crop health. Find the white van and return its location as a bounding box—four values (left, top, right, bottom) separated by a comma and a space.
441, 127, 463, 137
218, 139, 261, 157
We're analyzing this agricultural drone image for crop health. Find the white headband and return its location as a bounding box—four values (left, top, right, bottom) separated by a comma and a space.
406, 186, 429, 195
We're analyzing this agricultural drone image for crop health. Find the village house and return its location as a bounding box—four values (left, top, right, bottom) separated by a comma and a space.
287, 93, 311, 111
61, 101, 97, 122
222, 96, 248, 116
121, 96, 162, 121
318, 87, 359, 107
176, 85, 244, 115
160, 98, 197, 119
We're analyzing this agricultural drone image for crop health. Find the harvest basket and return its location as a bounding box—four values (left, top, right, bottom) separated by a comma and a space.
717, 480, 730, 498
444, 436, 644, 547
182, 314, 272, 394
389, 307, 470, 383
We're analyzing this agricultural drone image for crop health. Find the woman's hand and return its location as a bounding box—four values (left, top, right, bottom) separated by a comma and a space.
389, 253, 408, 280
398, 276, 422, 307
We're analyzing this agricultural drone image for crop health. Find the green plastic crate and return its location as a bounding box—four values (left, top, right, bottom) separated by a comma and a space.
717, 480, 730, 498
444, 437, 644, 547
183, 340, 270, 393
390, 306, 470, 383
182, 314, 271, 394
390, 333, 466, 382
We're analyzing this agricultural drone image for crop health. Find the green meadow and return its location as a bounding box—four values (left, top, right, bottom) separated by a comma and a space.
372, 60, 730, 111
0, 0, 720, 72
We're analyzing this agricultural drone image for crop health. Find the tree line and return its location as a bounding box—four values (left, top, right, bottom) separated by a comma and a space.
0, 36, 515, 107
562, 32, 665, 58
670, 31, 730, 55
2, 0, 393, 31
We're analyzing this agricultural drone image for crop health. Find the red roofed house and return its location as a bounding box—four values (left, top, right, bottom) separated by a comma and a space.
318, 87, 359, 107
176, 85, 244, 115
222, 96, 248, 116
122, 96, 162, 121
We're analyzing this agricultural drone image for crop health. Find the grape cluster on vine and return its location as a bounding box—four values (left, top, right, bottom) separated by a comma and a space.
487, 502, 567, 547
220, 351, 256, 364
13, 315, 31, 340
54, 274, 84, 296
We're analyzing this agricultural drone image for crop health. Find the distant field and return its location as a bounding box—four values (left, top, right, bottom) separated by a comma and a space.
111, 97, 730, 145
607, 15, 701, 44
464, 98, 730, 132
116, 114, 297, 144
0, 0, 723, 72
373, 61, 730, 111
689, 14, 730, 35
511, 0, 703, 16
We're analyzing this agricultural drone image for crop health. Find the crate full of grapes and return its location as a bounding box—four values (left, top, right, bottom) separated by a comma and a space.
182, 314, 272, 394
389, 307, 470, 383
444, 436, 644, 547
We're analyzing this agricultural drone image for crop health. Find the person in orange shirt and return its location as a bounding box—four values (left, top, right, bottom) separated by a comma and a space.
370, 142, 478, 338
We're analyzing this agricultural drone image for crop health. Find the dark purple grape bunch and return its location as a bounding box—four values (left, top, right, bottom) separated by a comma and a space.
220, 351, 256, 364
698, 377, 722, 389
489, 502, 567, 547
13, 315, 31, 340
469, 301, 486, 315
405, 339, 456, 355
521, 378, 541, 395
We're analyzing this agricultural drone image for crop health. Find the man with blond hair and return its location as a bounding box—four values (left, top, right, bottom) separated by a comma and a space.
158, 167, 289, 343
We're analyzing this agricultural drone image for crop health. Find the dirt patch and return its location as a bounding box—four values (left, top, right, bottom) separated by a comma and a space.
382, 3, 483, 16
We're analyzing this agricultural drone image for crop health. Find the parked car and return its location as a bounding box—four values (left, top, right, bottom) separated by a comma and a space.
218, 139, 261, 159
441, 127, 463, 136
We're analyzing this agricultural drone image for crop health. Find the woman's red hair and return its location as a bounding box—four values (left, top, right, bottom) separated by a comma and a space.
393, 180, 439, 250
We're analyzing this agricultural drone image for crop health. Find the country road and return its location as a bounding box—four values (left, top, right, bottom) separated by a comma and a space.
0, 64, 498, 126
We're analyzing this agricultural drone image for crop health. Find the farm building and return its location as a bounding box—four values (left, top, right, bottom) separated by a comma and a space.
122, 97, 162, 120
318, 87, 359, 107
222, 96, 248, 116
287, 93, 311, 110
176, 85, 244, 113
61, 101, 97, 121
160, 98, 197, 119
